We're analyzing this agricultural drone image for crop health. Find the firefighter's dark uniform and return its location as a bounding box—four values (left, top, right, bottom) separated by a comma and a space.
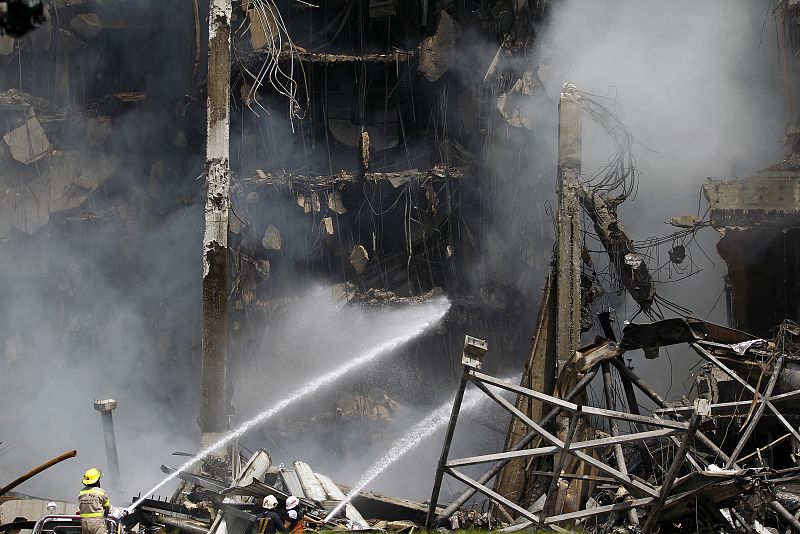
257, 509, 287, 534
79, 485, 110, 534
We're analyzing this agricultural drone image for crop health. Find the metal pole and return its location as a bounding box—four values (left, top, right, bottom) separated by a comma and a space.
642, 409, 703, 534
769, 499, 800, 532
152, 514, 210, 534
618, 365, 655, 476
425, 367, 469, 528
611, 356, 732, 464
433, 366, 599, 526
539, 406, 581, 527
726, 354, 784, 467
598, 310, 654, 479
201, 0, 232, 452
723, 274, 734, 327
94, 399, 121, 489
426, 336, 487, 528
601, 362, 639, 526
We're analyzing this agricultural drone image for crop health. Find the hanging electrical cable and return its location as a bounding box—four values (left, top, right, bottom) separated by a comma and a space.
237, 0, 310, 132
577, 90, 639, 200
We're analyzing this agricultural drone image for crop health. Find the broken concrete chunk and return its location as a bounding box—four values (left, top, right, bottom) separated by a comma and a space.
359, 131, 370, 172
321, 217, 334, 235
4, 117, 51, 163
418, 11, 456, 82
388, 174, 409, 188
624, 252, 644, 269
243, 0, 278, 50
330, 281, 358, 302
350, 245, 369, 274
0, 90, 63, 121
262, 224, 282, 251
496, 70, 537, 129
70, 14, 102, 39
670, 214, 703, 228
327, 190, 347, 214
0, 150, 117, 234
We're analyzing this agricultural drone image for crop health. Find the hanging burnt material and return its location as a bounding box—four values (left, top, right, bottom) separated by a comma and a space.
668, 244, 686, 264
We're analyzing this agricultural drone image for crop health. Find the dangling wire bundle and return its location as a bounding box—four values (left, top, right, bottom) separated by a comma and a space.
577, 90, 639, 200
237, 0, 310, 132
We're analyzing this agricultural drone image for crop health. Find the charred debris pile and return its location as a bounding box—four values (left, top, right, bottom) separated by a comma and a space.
130, 92, 800, 534
132, 451, 431, 533
3, 1, 800, 533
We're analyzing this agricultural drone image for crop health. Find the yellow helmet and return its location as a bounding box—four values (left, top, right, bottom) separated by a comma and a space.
82, 468, 102, 485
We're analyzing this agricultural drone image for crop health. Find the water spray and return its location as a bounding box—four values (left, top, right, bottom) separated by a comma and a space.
126, 297, 449, 513
325, 385, 497, 522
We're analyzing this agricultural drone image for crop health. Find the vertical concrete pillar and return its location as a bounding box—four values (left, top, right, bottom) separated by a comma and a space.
555, 83, 582, 370
93, 399, 120, 489
201, 0, 232, 451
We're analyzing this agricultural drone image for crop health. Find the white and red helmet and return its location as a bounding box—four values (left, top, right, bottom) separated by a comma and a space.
285, 495, 300, 510
263, 495, 278, 509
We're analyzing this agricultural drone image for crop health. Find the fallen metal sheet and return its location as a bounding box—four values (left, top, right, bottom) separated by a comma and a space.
160, 465, 229, 494
314, 472, 369, 529
696, 318, 759, 345
280, 469, 307, 500
220, 478, 316, 509
233, 449, 271, 488
218, 503, 257, 523
575, 340, 622, 371
293, 461, 328, 503
731, 339, 767, 355
620, 318, 702, 350
621, 317, 758, 351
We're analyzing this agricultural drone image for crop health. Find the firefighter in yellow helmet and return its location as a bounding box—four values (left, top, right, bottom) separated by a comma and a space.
78, 468, 110, 534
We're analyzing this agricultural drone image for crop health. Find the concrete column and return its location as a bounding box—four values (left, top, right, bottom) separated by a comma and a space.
200, 0, 232, 449
555, 84, 582, 370
93, 399, 120, 489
